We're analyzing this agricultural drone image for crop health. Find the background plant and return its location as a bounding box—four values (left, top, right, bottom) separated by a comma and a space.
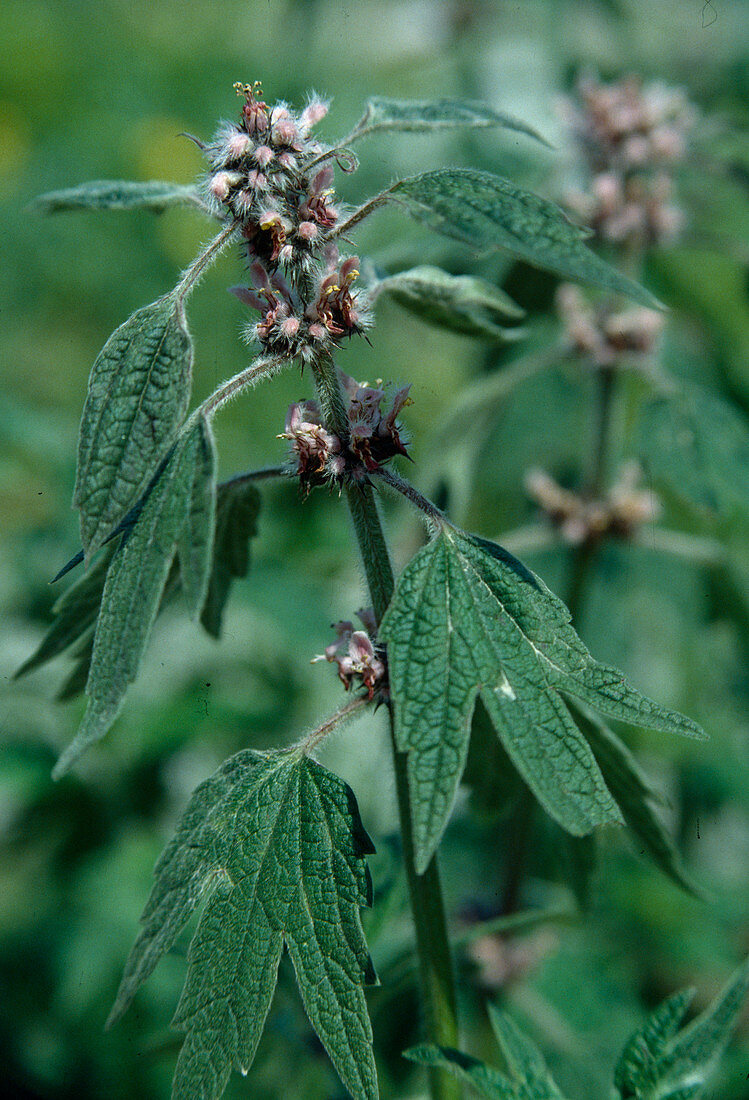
2, 2, 748, 1099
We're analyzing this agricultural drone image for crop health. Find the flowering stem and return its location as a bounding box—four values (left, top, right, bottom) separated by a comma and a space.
309, 350, 351, 443
309, 354, 460, 1100
344, 483, 395, 623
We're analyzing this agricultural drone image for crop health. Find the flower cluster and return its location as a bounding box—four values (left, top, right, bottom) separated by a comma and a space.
556, 284, 663, 368
209, 83, 372, 365
525, 462, 660, 545
341, 372, 412, 471
204, 81, 335, 267
280, 371, 412, 486
231, 250, 370, 359
313, 610, 387, 699
279, 399, 344, 489
560, 74, 694, 245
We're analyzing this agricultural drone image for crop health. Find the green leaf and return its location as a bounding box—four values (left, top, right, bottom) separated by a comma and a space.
614, 959, 749, 1098
354, 96, 550, 146
15, 460, 244, 700
53, 423, 205, 778
387, 170, 661, 308
199, 478, 261, 638
55, 632, 95, 702
406, 1045, 518, 1099
176, 419, 217, 618
74, 292, 193, 559
639, 380, 749, 519
407, 1005, 567, 1099
652, 959, 749, 1099
614, 988, 695, 1096
379, 528, 703, 872
35, 179, 202, 213
375, 265, 525, 341
108, 749, 378, 1100
487, 1005, 567, 1098
571, 703, 697, 895
14, 541, 119, 679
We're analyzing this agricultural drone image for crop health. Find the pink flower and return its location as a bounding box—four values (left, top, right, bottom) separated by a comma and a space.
253, 144, 274, 167
342, 373, 412, 471
299, 96, 330, 134
314, 613, 387, 699
235, 80, 269, 135
226, 131, 251, 159
280, 401, 343, 488
209, 170, 241, 200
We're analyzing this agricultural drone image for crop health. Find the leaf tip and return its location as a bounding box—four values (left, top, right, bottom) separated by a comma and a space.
51, 751, 74, 782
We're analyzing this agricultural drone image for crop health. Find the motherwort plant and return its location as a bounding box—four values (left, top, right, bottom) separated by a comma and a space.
20, 83, 748, 1100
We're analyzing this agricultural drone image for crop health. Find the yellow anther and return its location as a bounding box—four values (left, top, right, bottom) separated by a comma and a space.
234, 80, 264, 101
345, 269, 359, 283
325, 284, 340, 296
259, 216, 278, 230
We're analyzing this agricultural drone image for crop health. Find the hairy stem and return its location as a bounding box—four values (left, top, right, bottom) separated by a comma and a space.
310, 353, 460, 1100
174, 220, 238, 302
298, 695, 369, 755
197, 353, 288, 420
372, 467, 448, 526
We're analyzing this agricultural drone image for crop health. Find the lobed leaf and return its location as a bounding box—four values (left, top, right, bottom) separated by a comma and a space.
375, 265, 525, 341
199, 478, 262, 638
407, 1005, 567, 1099
14, 541, 119, 680
406, 1045, 518, 1099
614, 959, 749, 1098
108, 749, 378, 1100
639, 380, 749, 520
35, 179, 202, 214
55, 632, 95, 702
614, 988, 695, 1096
176, 419, 217, 618
651, 959, 749, 1099
16, 466, 257, 704
379, 528, 703, 871
487, 1005, 566, 1098
388, 169, 662, 308
53, 423, 206, 778
74, 292, 193, 559
572, 703, 698, 894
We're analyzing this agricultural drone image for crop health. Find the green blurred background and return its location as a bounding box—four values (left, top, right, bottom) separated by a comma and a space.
2, 1, 748, 1097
